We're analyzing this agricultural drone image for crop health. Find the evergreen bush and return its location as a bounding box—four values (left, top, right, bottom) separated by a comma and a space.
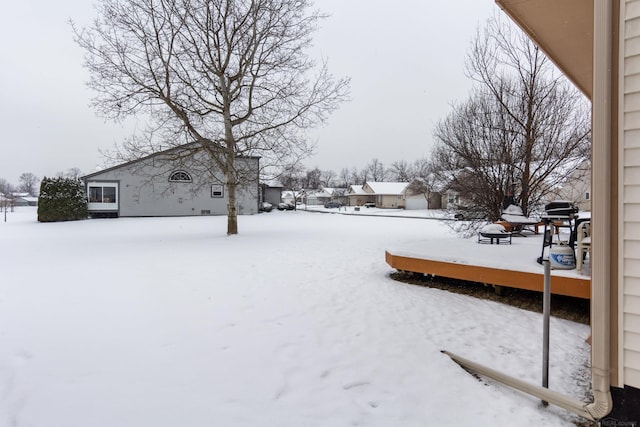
37, 177, 87, 222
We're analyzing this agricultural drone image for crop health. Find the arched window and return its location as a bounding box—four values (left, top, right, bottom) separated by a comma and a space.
169, 170, 192, 182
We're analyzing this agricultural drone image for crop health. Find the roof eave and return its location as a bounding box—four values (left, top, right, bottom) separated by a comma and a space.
495, 0, 594, 100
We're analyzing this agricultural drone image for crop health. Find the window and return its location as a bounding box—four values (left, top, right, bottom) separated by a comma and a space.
169, 170, 192, 182
585, 192, 590, 200
211, 184, 224, 198
103, 187, 116, 203
89, 187, 102, 203
88, 184, 117, 204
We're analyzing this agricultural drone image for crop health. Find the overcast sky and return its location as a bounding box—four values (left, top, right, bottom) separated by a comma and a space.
0, 1, 497, 184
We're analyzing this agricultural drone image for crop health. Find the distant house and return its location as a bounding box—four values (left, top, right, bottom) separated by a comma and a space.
362, 181, 409, 208
328, 188, 348, 206
346, 184, 374, 206
81, 145, 259, 218
441, 190, 462, 210
307, 187, 347, 206
346, 182, 411, 208
305, 188, 331, 206
544, 158, 591, 212
13, 194, 38, 207
281, 190, 304, 205
260, 182, 283, 206
403, 178, 443, 210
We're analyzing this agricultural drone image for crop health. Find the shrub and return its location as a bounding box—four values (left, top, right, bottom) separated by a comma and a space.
37, 177, 87, 222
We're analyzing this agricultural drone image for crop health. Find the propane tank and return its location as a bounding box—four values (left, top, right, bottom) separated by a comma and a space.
549, 242, 576, 270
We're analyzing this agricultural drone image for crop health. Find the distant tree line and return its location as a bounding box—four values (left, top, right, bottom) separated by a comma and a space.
1, 172, 41, 220
0, 168, 84, 213
278, 157, 435, 191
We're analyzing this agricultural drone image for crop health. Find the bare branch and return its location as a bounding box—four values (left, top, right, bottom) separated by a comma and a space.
73, 0, 350, 234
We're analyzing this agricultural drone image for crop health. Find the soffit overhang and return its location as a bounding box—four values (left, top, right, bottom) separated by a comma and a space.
495, 0, 594, 100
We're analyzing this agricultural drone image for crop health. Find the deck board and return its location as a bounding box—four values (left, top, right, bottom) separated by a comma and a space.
385, 250, 591, 299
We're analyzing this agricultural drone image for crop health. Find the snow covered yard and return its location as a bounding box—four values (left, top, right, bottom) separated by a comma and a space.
0, 208, 591, 426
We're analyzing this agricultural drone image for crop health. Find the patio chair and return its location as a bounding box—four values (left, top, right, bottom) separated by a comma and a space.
576, 221, 591, 272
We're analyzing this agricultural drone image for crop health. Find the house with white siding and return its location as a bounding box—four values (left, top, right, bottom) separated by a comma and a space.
81, 145, 259, 218
361, 182, 409, 209
543, 158, 592, 212
403, 178, 444, 210
346, 184, 373, 206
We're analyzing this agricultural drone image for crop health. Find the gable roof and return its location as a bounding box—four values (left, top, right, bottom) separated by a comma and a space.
281, 190, 304, 199
310, 188, 332, 198
347, 185, 368, 195
82, 142, 260, 180
364, 181, 409, 195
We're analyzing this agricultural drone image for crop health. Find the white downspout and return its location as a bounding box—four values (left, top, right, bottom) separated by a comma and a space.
585, 0, 614, 418
444, 0, 614, 421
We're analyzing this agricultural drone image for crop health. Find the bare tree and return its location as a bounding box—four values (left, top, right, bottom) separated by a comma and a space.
319, 169, 336, 188
406, 158, 439, 209
0, 178, 12, 195
351, 167, 367, 185
412, 158, 431, 181
305, 167, 322, 189
338, 168, 352, 188
0, 179, 16, 220
65, 167, 83, 179
388, 160, 413, 182
18, 173, 39, 196
365, 158, 386, 182
432, 15, 590, 220
73, 0, 349, 234
433, 95, 517, 221
279, 163, 306, 207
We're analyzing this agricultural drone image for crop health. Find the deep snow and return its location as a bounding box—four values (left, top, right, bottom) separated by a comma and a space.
0, 207, 591, 426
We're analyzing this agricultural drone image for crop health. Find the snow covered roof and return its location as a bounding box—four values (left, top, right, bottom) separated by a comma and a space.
260, 180, 283, 188
305, 189, 331, 199
15, 196, 38, 202
0, 193, 38, 201
347, 185, 368, 195
319, 187, 346, 196
281, 190, 304, 198
364, 181, 409, 195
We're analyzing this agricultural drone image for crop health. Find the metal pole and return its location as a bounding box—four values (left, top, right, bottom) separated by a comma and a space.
542, 257, 551, 406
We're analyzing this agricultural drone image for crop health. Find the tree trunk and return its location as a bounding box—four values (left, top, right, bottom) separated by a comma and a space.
227, 178, 238, 235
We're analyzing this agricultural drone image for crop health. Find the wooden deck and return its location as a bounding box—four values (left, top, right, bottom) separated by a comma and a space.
385, 250, 591, 299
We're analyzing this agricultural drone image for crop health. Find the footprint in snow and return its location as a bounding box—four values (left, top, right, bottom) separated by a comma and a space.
342, 381, 370, 390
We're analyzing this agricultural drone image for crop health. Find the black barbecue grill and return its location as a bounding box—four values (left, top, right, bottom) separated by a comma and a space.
542, 200, 579, 219
537, 201, 579, 265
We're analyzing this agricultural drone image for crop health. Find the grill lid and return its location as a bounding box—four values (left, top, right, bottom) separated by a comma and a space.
544, 200, 578, 217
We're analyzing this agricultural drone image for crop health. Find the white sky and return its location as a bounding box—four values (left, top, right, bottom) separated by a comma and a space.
0, 1, 497, 184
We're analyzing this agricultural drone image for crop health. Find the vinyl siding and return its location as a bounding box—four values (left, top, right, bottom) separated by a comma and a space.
85, 151, 259, 217
622, 0, 640, 388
